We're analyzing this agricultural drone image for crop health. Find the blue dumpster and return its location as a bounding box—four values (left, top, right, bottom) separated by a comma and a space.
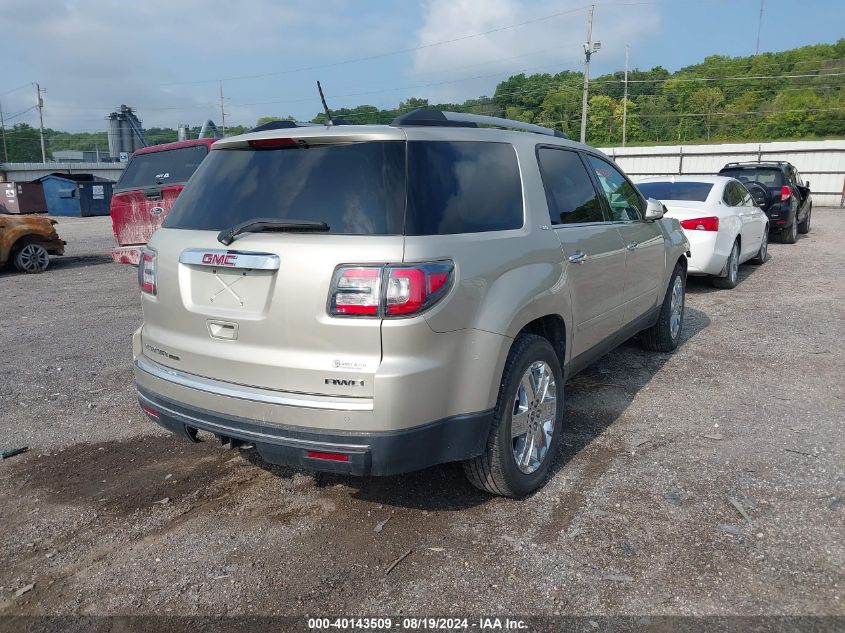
38, 174, 114, 217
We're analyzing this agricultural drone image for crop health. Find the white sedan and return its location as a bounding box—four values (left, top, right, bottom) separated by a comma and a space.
636, 176, 769, 289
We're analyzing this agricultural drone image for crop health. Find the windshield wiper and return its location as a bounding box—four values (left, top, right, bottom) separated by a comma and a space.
217, 218, 330, 245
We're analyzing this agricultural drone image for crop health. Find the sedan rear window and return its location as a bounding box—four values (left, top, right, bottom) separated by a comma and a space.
163, 140, 523, 236
636, 181, 714, 202
116, 145, 209, 192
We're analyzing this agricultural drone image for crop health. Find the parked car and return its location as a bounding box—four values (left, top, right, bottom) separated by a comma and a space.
110, 139, 215, 265
636, 176, 768, 289
0, 214, 65, 273
132, 109, 690, 497
717, 161, 811, 244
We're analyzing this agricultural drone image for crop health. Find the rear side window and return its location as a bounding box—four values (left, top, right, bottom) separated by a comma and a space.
636, 181, 713, 202
537, 148, 605, 224
720, 168, 784, 188
405, 141, 523, 235
723, 181, 745, 206
116, 145, 209, 191
163, 142, 406, 234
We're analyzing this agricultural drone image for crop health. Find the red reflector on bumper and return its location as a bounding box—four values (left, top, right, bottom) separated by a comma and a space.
140, 404, 160, 419
306, 450, 350, 462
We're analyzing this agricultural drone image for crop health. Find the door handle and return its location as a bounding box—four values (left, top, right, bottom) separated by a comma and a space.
626, 241, 639, 250
568, 250, 587, 263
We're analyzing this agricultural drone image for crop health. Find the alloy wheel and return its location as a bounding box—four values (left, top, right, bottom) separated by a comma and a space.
511, 360, 557, 474
669, 274, 684, 341
17, 244, 50, 273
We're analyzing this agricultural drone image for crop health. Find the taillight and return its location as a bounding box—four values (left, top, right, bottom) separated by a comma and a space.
679, 216, 719, 232
328, 261, 453, 318
138, 248, 157, 295
780, 185, 792, 202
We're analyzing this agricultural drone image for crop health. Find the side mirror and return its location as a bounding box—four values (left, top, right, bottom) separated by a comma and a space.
644, 198, 665, 221
804, 181, 810, 189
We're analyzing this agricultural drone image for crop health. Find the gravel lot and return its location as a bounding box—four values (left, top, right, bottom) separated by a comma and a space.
0, 212, 843, 624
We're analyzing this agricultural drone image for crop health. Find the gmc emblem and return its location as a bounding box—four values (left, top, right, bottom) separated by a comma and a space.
201, 253, 238, 266
325, 378, 365, 387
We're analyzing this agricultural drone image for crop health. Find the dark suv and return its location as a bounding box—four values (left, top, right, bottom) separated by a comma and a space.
718, 161, 811, 244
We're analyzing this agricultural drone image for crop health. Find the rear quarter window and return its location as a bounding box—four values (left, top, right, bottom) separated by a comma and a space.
405, 141, 523, 235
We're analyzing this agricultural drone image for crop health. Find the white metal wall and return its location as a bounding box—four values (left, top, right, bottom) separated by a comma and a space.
0, 162, 126, 183
599, 140, 845, 207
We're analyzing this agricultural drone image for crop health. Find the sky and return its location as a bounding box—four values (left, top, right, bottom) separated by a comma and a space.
1, 0, 843, 133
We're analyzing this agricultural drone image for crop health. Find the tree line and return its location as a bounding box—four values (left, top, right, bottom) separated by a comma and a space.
2, 39, 843, 163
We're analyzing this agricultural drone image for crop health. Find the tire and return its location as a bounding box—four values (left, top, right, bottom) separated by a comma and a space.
12, 241, 50, 273
641, 262, 686, 352
750, 227, 768, 265
463, 334, 564, 498
712, 240, 739, 289
797, 206, 811, 234
781, 217, 798, 244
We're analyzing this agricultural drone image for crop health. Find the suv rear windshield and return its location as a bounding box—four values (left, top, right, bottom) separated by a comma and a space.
719, 167, 784, 188
636, 181, 714, 202
116, 145, 209, 192
163, 140, 523, 235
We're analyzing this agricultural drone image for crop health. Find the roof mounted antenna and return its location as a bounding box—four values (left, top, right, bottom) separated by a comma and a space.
317, 81, 334, 126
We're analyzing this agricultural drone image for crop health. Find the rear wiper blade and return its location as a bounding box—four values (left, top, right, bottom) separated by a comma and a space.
218, 218, 329, 245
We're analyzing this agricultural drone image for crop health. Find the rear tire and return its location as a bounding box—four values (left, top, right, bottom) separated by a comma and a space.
12, 241, 50, 273
797, 207, 811, 234
712, 240, 739, 289
641, 262, 685, 352
781, 217, 798, 244
750, 227, 768, 265
463, 334, 563, 498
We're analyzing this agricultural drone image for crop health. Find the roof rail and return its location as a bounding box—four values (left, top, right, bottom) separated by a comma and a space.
723, 160, 786, 167
392, 108, 567, 139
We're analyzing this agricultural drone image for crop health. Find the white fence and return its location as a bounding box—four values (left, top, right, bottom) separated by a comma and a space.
0, 162, 126, 183
599, 140, 845, 207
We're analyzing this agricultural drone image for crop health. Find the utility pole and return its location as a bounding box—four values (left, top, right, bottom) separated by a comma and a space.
219, 80, 227, 136
755, 0, 764, 56
579, 5, 600, 144
622, 45, 629, 147
0, 99, 8, 163
35, 83, 46, 163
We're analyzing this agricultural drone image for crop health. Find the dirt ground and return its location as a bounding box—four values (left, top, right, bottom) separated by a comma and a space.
0, 212, 843, 626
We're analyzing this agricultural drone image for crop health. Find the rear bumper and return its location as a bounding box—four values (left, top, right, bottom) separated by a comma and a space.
112, 245, 142, 265
137, 386, 493, 476
681, 230, 726, 276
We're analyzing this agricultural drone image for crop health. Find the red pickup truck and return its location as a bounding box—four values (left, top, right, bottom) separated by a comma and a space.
110, 138, 215, 265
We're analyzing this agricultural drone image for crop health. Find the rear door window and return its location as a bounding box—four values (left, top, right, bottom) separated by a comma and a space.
405, 141, 523, 235
723, 181, 744, 206
537, 147, 605, 224
585, 155, 644, 221
116, 145, 209, 191
163, 142, 406, 235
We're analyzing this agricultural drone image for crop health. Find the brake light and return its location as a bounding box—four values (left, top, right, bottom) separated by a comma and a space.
248, 138, 300, 148
679, 216, 719, 232
781, 185, 792, 202
329, 262, 454, 318
138, 248, 157, 295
